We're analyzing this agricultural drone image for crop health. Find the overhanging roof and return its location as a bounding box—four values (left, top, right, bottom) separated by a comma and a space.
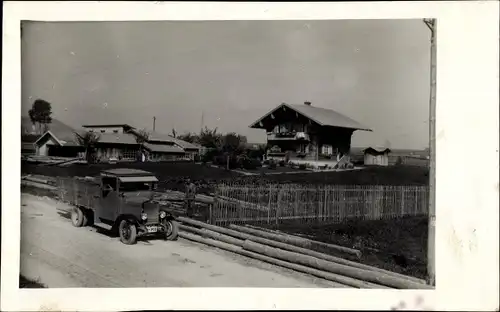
364, 147, 391, 154
249, 103, 372, 131
118, 176, 159, 183
101, 168, 154, 176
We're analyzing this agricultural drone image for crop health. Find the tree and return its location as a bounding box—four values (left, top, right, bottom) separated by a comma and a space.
75, 131, 100, 163
28, 99, 53, 134
198, 126, 222, 149
134, 129, 150, 161
171, 128, 177, 138
178, 132, 198, 144
222, 132, 245, 154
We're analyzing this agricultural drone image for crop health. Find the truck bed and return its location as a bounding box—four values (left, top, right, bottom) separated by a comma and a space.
56, 177, 101, 209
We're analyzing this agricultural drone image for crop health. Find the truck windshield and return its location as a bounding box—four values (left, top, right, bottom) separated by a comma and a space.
120, 182, 152, 192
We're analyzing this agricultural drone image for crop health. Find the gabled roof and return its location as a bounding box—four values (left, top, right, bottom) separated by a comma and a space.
249, 103, 372, 131
34, 130, 65, 146
145, 131, 176, 143
135, 130, 200, 151
26, 117, 82, 147
168, 136, 200, 150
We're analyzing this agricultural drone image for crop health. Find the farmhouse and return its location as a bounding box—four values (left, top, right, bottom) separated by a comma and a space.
363, 147, 391, 166
249, 102, 371, 166
33, 122, 200, 161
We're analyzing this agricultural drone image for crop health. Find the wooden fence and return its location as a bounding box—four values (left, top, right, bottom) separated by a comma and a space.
212, 183, 429, 226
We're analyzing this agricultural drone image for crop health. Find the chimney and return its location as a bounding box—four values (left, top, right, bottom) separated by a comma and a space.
304, 101, 312, 106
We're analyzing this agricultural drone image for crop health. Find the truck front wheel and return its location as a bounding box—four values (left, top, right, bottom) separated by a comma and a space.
163, 219, 179, 241
119, 220, 137, 245
71, 207, 84, 227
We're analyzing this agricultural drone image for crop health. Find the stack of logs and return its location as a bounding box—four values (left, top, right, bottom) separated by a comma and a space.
176, 217, 431, 289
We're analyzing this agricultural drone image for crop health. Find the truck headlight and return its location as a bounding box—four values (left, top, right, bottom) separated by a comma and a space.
159, 211, 166, 219
141, 213, 148, 220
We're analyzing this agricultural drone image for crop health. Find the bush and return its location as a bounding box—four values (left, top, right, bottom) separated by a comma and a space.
298, 164, 307, 170
268, 161, 277, 169
278, 160, 285, 167
238, 156, 262, 170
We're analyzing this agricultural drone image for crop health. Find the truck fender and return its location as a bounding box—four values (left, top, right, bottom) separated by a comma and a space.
113, 214, 141, 231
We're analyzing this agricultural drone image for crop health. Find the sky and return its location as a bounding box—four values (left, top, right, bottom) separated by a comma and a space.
21, 20, 431, 149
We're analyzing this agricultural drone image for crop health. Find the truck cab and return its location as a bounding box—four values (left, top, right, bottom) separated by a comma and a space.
71, 168, 179, 245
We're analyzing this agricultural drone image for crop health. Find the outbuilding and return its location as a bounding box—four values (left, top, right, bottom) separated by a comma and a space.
363, 147, 391, 166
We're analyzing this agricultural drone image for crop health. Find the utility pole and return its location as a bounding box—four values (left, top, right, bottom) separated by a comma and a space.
201, 111, 204, 133
153, 116, 156, 132
423, 18, 436, 287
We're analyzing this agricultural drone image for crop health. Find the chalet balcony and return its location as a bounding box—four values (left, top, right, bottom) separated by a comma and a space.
267, 131, 310, 141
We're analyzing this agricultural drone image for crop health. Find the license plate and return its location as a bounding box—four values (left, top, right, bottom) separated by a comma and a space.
146, 226, 158, 233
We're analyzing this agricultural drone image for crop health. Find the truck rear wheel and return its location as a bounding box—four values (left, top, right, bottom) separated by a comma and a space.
81, 208, 94, 227
71, 207, 84, 227
164, 220, 179, 241
119, 220, 137, 245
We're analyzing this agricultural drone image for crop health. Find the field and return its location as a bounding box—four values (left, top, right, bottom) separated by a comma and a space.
22, 161, 429, 190
263, 216, 428, 279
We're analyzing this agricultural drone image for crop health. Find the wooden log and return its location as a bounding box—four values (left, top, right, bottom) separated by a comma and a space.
240, 228, 425, 284
178, 224, 244, 246
21, 180, 58, 191
179, 232, 373, 288
178, 217, 423, 284
245, 224, 314, 239
177, 217, 249, 240
230, 224, 362, 259
242, 240, 432, 289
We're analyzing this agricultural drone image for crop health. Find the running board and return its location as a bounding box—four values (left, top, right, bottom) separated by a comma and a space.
93, 222, 113, 231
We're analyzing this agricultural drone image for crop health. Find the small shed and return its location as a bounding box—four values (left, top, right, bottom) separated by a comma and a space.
363, 147, 391, 166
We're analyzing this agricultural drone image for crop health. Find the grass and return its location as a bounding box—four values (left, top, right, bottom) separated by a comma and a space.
19, 275, 46, 288
265, 216, 428, 279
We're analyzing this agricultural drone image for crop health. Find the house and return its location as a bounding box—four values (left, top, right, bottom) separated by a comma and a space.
132, 130, 192, 161
81, 124, 140, 161
22, 117, 82, 157
32, 121, 200, 162
363, 147, 391, 166
82, 124, 199, 162
34, 130, 85, 158
249, 101, 371, 167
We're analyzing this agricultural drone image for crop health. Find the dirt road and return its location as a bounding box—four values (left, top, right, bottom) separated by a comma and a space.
20, 194, 341, 288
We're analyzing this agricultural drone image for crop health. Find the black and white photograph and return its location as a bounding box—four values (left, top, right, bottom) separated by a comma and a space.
3, 1, 499, 311
19, 17, 435, 290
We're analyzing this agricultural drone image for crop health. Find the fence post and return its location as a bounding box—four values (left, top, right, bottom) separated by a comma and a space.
209, 189, 216, 224
267, 185, 272, 224
401, 186, 405, 216
276, 187, 282, 226
323, 186, 328, 222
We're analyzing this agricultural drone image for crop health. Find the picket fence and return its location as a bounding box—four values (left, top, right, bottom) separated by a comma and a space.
211, 183, 429, 226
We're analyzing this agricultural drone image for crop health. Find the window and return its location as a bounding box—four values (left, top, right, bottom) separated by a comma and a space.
122, 150, 137, 160
322, 145, 333, 155
89, 129, 94, 133
120, 182, 152, 192
100, 129, 105, 133
113, 130, 118, 133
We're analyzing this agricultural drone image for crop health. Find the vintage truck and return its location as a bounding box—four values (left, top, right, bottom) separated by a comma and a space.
64, 168, 179, 245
